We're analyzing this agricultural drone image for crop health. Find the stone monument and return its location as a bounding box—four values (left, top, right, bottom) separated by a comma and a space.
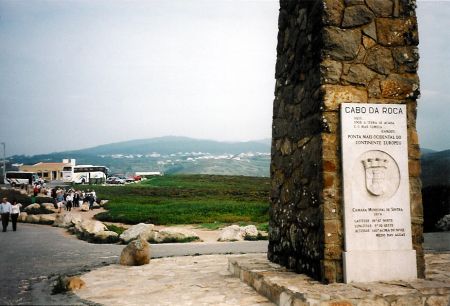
269, 0, 423, 283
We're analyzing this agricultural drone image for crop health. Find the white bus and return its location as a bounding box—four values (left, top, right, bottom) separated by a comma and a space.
62, 165, 108, 184
6, 171, 39, 187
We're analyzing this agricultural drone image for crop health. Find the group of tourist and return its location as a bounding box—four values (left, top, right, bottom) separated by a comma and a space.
0, 187, 100, 232
50, 188, 98, 213
0, 197, 22, 232
32, 179, 46, 196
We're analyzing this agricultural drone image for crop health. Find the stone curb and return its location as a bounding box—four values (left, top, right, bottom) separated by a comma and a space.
228, 253, 450, 306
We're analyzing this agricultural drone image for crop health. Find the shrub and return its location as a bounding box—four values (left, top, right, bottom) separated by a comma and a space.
105, 224, 126, 235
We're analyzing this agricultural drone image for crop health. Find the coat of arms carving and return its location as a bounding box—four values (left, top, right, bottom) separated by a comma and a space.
362, 157, 389, 196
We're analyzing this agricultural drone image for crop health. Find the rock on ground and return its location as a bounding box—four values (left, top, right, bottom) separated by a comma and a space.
153, 227, 200, 243
80, 203, 89, 212
65, 276, 86, 291
74, 220, 107, 236
26, 214, 41, 223
218, 225, 242, 241
18, 212, 28, 222
241, 225, 259, 240
119, 239, 150, 266
53, 213, 82, 228
93, 230, 119, 244
218, 225, 259, 242
39, 214, 56, 225
41, 203, 56, 213
119, 223, 155, 244
24, 203, 41, 214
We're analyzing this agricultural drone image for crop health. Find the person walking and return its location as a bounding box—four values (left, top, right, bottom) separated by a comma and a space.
56, 190, 65, 213
65, 192, 73, 212
73, 191, 80, 208
1, 198, 12, 232
10, 200, 22, 231
33, 184, 39, 197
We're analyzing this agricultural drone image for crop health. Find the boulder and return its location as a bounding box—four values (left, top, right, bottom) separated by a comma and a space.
119, 239, 150, 266
18, 212, 28, 222
26, 214, 41, 223
65, 276, 85, 291
93, 230, 119, 244
80, 203, 89, 211
39, 214, 56, 225
52, 276, 86, 294
242, 225, 259, 240
436, 215, 450, 231
119, 223, 155, 243
92, 203, 101, 209
153, 227, 200, 243
41, 203, 57, 213
218, 225, 243, 242
99, 200, 109, 206
24, 203, 41, 214
53, 213, 82, 228
217, 225, 259, 242
74, 220, 107, 236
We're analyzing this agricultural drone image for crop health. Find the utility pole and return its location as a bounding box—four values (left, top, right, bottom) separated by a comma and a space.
1, 142, 5, 184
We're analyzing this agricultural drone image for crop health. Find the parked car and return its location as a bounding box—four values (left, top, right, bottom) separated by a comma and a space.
125, 177, 135, 183
106, 177, 125, 184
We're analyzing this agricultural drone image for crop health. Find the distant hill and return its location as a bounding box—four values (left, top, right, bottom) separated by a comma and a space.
421, 149, 450, 188
9, 136, 271, 177
8, 139, 448, 182
421, 148, 437, 155
67, 136, 271, 156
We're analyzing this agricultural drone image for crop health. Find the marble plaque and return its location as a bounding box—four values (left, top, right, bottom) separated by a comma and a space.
341, 103, 417, 283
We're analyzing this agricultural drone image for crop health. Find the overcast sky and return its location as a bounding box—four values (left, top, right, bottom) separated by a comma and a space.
0, 0, 449, 156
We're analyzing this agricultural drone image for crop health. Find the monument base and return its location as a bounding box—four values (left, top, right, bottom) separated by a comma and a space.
343, 250, 417, 283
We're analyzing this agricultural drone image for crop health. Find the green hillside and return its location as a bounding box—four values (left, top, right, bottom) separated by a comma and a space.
90, 174, 270, 227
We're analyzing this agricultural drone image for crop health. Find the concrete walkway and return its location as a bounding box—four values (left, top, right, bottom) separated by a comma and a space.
0, 223, 267, 305
77, 254, 274, 306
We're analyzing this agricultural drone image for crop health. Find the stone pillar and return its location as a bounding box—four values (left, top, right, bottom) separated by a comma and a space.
269, 0, 424, 283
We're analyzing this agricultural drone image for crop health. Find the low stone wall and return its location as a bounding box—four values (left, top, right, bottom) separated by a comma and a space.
229, 252, 450, 306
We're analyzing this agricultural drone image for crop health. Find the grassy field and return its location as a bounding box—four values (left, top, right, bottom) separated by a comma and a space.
82, 175, 270, 228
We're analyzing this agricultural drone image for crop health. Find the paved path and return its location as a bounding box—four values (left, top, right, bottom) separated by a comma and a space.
1, 223, 448, 305
0, 223, 268, 305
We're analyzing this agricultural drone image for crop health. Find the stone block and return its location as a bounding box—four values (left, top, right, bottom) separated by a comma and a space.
368, 79, 382, 98
376, 17, 419, 47
324, 219, 342, 245
341, 64, 378, 86
409, 159, 421, 177
323, 27, 361, 61
322, 0, 344, 26
362, 21, 377, 40
365, 46, 395, 75
380, 74, 419, 99
362, 35, 376, 49
321, 59, 342, 84
393, 46, 419, 73
366, 0, 393, 17
342, 5, 374, 28
323, 160, 337, 172
322, 85, 368, 111
324, 244, 342, 260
